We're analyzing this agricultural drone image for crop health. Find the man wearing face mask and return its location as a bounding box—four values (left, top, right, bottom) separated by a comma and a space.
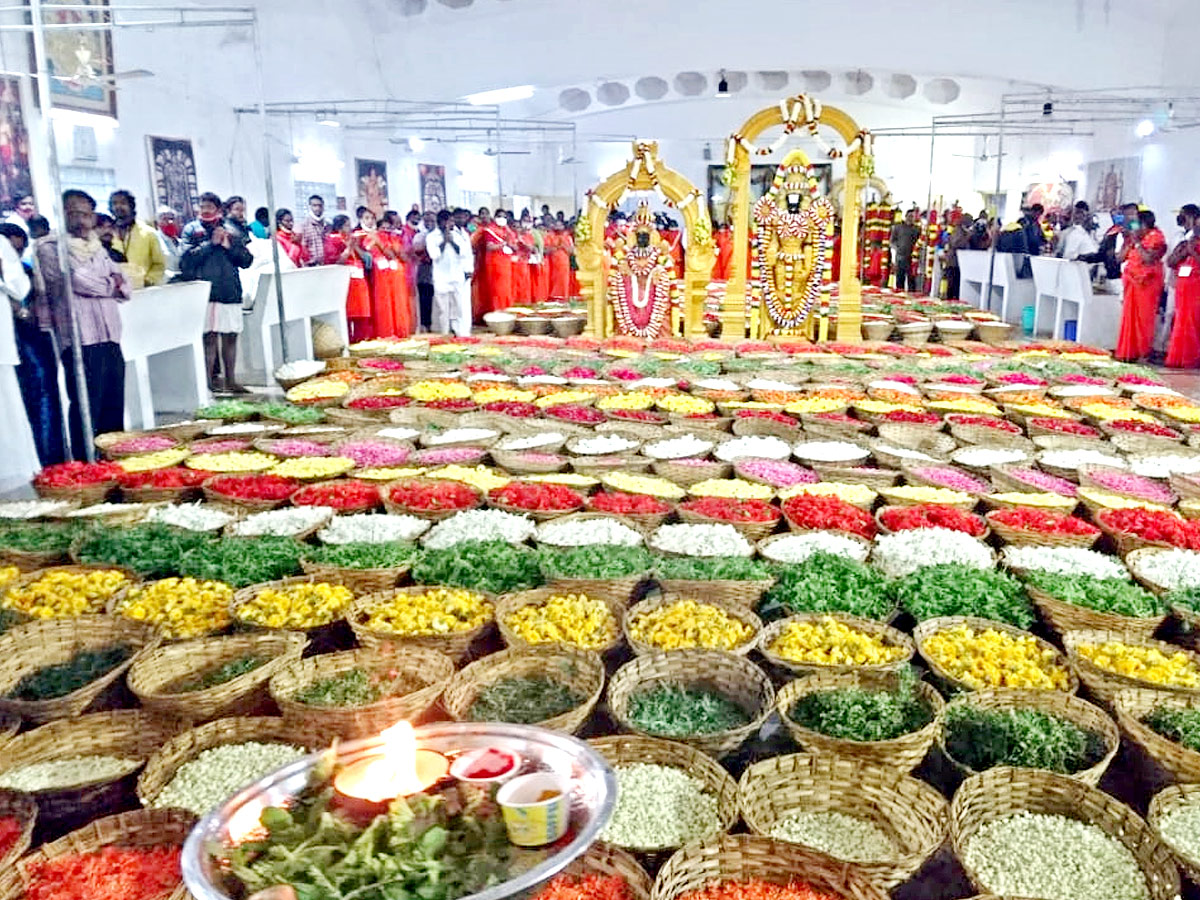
479, 208, 514, 312
1056, 201, 1099, 262
1166, 204, 1200, 368
155, 206, 182, 278
890, 208, 922, 291
108, 190, 165, 288
1079, 203, 1137, 281
1115, 206, 1167, 362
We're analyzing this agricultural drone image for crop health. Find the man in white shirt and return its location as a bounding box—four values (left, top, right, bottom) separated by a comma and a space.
427, 209, 474, 337
1057, 201, 1099, 262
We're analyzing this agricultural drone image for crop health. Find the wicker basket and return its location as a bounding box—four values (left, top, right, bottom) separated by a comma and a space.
810, 464, 901, 488
651, 460, 730, 488
542, 572, 651, 607
299, 551, 412, 595
94, 430, 180, 458
877, 485, 977, 512
776, 670, 945, 773
984, 509, 1100, 548
558, 844, 653, 900
608, 650, 774, 758
201, 475, 295, 512
0, 710, 179, 823
950, 766, 1181, 900
136, 715, 324, 808
1148, 782, 1200, 887
1126, 547, 1193, 597
587, 734, 739, 854
442, 645, 604, 734
382, 477, 484, 520
623, 595, 761, 658
1024, 582, 1166, 639
736, 752, 948, 890
1063, 628, 1200, 710
675, 505, 779, 542
490, 449, 570, 475
1114, 688, 1200, 785
914, 616, 1078, 695
651, 577, 774, 614
758, 613, 914, 678
0, 807, 197, 900
876, 421, 946, 450
270, 644, 453, 740
495, 587, 625, 656
127, 631, 308, 724
489, 494, 586, 523
875, 505, 989, 540
232, 575, 356, 653
730, 416, 802, 441
0, 616, 159, 724
938, 688, 1119, 787
349, 586, 496, 664
32, 478, 116, 505
650, 834, 889, 900
0, 790, 35, 872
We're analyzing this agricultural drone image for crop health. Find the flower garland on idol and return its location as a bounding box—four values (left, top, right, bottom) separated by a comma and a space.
608, 240, 678, 339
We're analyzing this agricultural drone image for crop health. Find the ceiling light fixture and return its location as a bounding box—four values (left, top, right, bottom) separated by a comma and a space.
408, 136, 426, 152
1042, 101, 1053, 116
317, 114, 340, 127
716, 70, 730, 98
1135, 118, 1155, 138
464, 85, 535, 106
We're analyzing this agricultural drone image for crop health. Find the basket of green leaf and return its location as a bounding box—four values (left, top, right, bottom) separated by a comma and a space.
1113, 688, 1200, 787
776, 667, 945, 774
301, 541, 420, 594
177, 536, 305, 589
653, 556, 776, 613
0, 616, 160, 724
894, 564, 1034, 628
270, 644, 454, 741
71, 524, 216, 580
1023, 569, 1168, 639
608, 649, 774, 758
442, 645, 604, 734
1168, 585, 1200, 635
127, 631, 308, 725
758, 553, 895, 622
412, 540, 543, 595
538, 544, 654, 604
938, 689, 1118, 787
0, 520, 93, 571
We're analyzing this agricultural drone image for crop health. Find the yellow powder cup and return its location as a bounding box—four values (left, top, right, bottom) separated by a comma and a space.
496, 772, 570, 847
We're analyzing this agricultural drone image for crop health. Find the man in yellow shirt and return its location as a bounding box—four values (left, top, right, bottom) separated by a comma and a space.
108, 190, 166, 287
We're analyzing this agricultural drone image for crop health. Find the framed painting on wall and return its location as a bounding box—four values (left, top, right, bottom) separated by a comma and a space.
0, 78, 33, 210
37, 0, 118, 117
146, 135, 199, 223
1087, 157, 1142, 213
419, 164, 446, 213
355, 159, 388, 218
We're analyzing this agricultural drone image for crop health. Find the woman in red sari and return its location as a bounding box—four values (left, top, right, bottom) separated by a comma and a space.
326, 214, 371, 343
546, 220, 571, 301
511, 214, 534, 305
1116, 207, 1167, 362
480, 210, 515, 311
355, 207, 397, 338
1166, 204, 1200, 369
275, 209, 309, 267
381, 225, 413, 338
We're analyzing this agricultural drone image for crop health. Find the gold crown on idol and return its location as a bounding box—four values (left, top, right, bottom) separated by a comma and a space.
632, 202, 655, 231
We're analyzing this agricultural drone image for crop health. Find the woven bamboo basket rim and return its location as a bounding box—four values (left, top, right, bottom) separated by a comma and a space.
327, 407, 390, 427
493, 431, 569, 454
729, 417, 802, 442
0, 710, 180, 795
983, 509, 1100, 548
756, 530, 872, 563
489, 494, 586, 522
490, 449, 569, 474
809, 463, 901, 488
0, 544, 70, 571
0, 789, 35, 871
1125, 547, 1198, 597
0, 710, 17, 750
913, 615, 1078, 695
981, 492, 1079, 514
381, 476, 484, 520
269, 644, 454, 739
1063, 627, 1200, 702
675, 505, 780, 541
899, 462, 993, 497
535, 512, 650, 547
348, 585, 496, 663
623, 594, 762, 658
937, 687, 1119, 786
1113, 686, 1200, 783
231, 575, 356, 632
560, 843, 653, 900
32, 479, 117, 505
1024, 582, 1167, 638
649, 834, 891, 900
949, 765, 1182, 900
608, 649, 774, 758
542, 572, 652, 605
418, 430, 501, 452
252, 436, 336, 459
566, 432, 644, 456
1078, 463, 1176, 506
573, 455, 653, 476
876, 486, 977, 512
127, 630, 308, 722
736, 752, 949, 889
758, 613, 914, 677
584, 503, 672, 532
2, 807, 197, 900
495, 586, 624, 655
136, 715, 322, 807
442, 645, 604, 734
1148, 782, 1200, 886
648, 459, 729, 488
587, 734, 739, 852
776, 670, 946, 773
0, 615, 160, 724
875, 505, 989, 540
299, 556, 411, 594
94, 430, 180, 457
876, 421, 948, 450
651, 576, 774, 613
200, 475, 296, 512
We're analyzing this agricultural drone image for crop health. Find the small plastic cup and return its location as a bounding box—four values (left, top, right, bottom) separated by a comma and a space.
495, 772, 570, 847
449, 747, 522, 786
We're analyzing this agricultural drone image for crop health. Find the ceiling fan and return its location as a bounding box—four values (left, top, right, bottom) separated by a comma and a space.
952, 137, 1008, 162
53, 40, 152, 88
484, 146, 532, 156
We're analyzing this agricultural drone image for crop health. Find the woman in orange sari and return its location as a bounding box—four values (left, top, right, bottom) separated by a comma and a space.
480, 210, 515, 311
546, 221, 571, 301
511, 214, 534, 305
326, 214, 371, 342
381, 223, 413, 338
1116, 207, 1167, 362
355, 207, 396, 338
1166, 204, 1200, 369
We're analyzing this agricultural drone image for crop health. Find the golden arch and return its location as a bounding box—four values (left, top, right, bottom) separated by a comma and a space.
723, 95, 874, 342
576, 141, 715, 339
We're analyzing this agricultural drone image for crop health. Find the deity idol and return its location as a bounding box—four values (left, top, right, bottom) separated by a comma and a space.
752, 152, 834, 334
607, 203, 677, 339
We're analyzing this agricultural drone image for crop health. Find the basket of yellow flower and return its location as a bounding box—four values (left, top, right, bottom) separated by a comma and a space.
914, 616, 1077, 695
231, 576, 356, 655
349, 585, 495, 664
1062, 629, 1200, 709
496, 587, 624, 656
623, 595, 761, 657
108, 576, 236, 641
758, 613, 913, 678
441, 645, 604, 734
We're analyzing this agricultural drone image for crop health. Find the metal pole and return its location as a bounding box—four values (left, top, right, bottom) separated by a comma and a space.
250, 8, 289, 363
924, 119, 937, 297
495, 110, 504, 206
982, 104, 1005, 315
29, 0, 94, 460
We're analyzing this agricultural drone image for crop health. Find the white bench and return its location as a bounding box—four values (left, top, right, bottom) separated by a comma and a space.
1029, 256, 1062, 338
957, 250, 1036, 326
238, 265, 351, 385
1060, 262, 1122, 349
957, 250, 989, 308
119, 281, 211, 429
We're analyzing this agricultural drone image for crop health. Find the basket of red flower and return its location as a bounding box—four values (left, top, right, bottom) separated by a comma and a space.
678, 497, 781, 541
201, 474, 298, 512
985, 506, 1101, 549
488, 480, 586, 522
877, 504, 988, 539
383, 478, 483, 521
32, 461, 122, 504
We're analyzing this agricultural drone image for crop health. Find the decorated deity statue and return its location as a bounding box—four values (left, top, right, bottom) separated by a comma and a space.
751, 151, 835, 334
607, 202, 678, 339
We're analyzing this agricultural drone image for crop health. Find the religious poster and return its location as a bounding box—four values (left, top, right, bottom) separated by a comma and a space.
419, 164, 446, 213
0, 78, 33, 210
1087, 157, 1142, 213
146, 135, 199, 223
39, 0, 118, 117
355, 158, 388, 217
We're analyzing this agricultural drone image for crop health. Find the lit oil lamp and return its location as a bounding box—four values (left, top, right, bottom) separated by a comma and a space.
332, 722, 450, 822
